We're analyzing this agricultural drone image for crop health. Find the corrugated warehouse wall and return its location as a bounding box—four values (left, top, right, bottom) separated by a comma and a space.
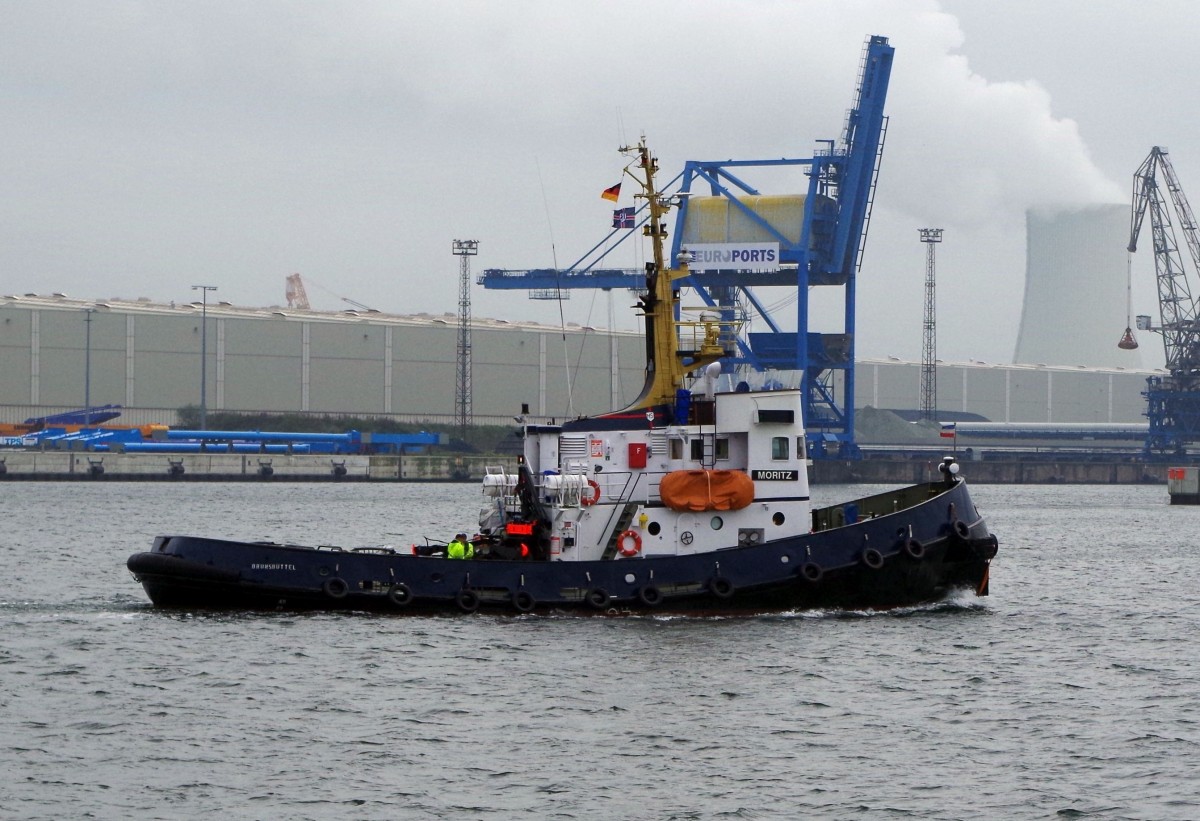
0, 297, 647, 425
855, 358, 1148, 423
1, 296, 1156, 427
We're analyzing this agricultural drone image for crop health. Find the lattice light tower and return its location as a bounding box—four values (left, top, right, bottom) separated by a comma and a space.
919, 229, 943, 421
452, 240, 479, 437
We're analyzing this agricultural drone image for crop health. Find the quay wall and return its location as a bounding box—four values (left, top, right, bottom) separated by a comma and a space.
0, 451, 1170, 485
0, 451, 496, 482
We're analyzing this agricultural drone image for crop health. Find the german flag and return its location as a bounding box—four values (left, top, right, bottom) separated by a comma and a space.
601, 182, 621, 202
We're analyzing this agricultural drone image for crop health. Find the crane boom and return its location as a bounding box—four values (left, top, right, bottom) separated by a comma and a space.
1127, 146, 1200, 454
1128, 147, 1200, 371
285, 273, 311, 310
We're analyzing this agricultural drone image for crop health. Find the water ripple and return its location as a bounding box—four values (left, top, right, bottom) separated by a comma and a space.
2, 482, 1199, 819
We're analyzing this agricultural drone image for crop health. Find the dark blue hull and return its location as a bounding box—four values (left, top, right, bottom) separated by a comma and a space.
128, 480, 996, 614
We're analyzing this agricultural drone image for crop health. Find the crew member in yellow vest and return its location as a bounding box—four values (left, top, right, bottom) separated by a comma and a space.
447, 533, 474, 559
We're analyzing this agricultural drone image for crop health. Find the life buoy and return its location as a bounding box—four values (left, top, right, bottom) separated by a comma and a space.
617, 530, 642, 557
800, 562, 823, 583
322, 577, 349, 599
638, 585, 662, 606
709, 577, 735, 599
902, 538, 926, 560
861, 548, 884, 570
388, 582, 413, 606
512, 590, 536, 613
582, 479, 601, 506
456, 589, 480, 613
586, 588, 611, 609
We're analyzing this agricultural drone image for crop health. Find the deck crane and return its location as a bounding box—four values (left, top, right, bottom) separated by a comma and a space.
479, 35, 893, 458
1127, 146, 1200, 455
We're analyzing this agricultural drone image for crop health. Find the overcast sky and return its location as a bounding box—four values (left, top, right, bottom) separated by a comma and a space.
3, 0, 1197, 368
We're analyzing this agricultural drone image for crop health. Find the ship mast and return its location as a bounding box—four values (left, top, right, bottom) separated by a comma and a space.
623, 138, 728, 410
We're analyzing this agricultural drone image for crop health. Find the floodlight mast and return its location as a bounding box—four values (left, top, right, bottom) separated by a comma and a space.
453, 240, 480, 438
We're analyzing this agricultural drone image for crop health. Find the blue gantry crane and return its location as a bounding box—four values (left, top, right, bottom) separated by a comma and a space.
479, 35, 894, 458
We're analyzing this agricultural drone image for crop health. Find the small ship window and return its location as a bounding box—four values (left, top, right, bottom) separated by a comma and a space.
772, 512, 785, 526
710, 516, 724, 531
757, 409, 794, 423
771, 437, 789, 460
670, 438, 683, 460
796, 436, 806, 459
714, 438, 729, 460
690, 439, 703, 460
647, 521, 661, 536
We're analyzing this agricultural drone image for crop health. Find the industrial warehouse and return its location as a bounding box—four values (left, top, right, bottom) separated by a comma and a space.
0, 292, 1155, 430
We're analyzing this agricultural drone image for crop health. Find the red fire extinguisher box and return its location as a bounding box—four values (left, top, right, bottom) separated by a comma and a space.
628, 442, 648, 469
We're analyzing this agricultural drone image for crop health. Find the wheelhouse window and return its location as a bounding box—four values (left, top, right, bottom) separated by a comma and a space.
670, 438, 683, 460
689, 437, 729, 461
796, 436, 806, 460
771, 436, 789, 460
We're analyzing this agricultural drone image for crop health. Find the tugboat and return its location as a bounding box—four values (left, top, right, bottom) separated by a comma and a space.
128, 139, 998, 614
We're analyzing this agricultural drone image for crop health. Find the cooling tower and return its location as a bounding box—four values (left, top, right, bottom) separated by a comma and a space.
1013, 204, 1141, 368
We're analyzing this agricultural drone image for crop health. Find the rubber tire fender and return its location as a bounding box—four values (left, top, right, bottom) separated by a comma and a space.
902, 538, 926, 560
322, 577, 349, 599
456, 589, 481, 613
512, 590, 536, 613
638, 585, 662, 606
709, 577, 735, 599
800, 562, 823, 583
388, 582, 413, 606
972, 533, 999, 560
952, 520, 971, 541
861, 548, 885, 570
585, 588, 612, 609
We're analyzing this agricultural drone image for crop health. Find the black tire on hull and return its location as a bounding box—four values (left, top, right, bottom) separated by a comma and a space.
388, 583, 413, 606
586, 588, 611, 609
638, 585, 662, 606
800, 562, 823, 583
709, 577, 735, 599
323, 577, 349, 599
512, 590, 536, 613
861, 548, 884, 570
456, 589, 480, 613
952, 520, 971, 541
902, 538, 926, 560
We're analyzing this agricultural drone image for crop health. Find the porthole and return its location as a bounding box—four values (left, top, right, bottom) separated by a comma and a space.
648, 521, 661, 536
710, 516, 724, 531
772, 512, 785, 526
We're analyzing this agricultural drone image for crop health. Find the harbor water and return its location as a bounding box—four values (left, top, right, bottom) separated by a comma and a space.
2, 480, 1198, 820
